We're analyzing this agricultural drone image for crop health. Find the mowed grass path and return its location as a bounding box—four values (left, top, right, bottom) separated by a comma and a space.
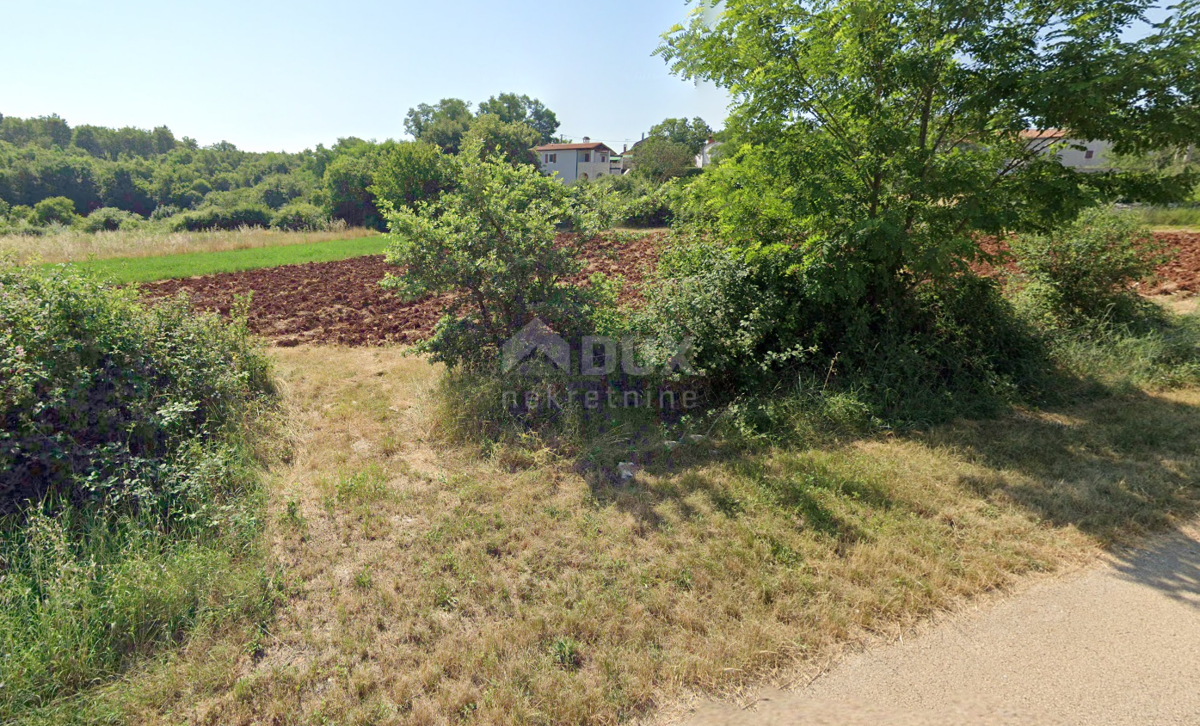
49, 236, 388, 284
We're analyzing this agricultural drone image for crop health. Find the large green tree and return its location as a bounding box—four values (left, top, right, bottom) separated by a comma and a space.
649, 116, 713, 155
659, 0, 1200, 305
477, 92, 561, 144
462, 114, 542, 167
369, 141, 448, 210
404, 98, 475, 154
630, 137, 698, 181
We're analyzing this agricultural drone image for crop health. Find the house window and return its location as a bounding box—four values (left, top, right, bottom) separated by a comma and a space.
583, 152, 591, 162
1084, 149, 1095, 159
599, 154, 607, 163
548, 153, 557, 163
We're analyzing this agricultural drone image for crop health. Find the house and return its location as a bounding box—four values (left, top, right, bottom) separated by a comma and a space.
695, 137, 723, 168
1022, 129, 1111, 171
535, 138, 618, 183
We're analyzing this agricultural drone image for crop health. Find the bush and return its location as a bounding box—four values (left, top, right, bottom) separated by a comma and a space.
637, 230, 1048, 423
271, 201, 329, 231
170, 203, 273, 231
80, 206, 142, 233
0, 263, 276, 716
0, 263, 274, 513
382, 138, 614, 370
33, 196, 80, 226
150, 203, 181, 221
1011, 206, 1170, 325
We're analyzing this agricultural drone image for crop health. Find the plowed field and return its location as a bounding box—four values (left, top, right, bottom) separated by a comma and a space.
141, 230, 1200, 347
141, 231, 663, 346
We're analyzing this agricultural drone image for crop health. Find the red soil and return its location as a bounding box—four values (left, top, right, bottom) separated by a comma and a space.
141, 230, 1200, 348
140, 231, 664, 347
974, 231, 1200, 295
1148, 232, 1200, 295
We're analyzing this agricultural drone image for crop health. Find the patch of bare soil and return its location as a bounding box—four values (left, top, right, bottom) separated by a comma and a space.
974, 231, 1200, 295
1147, 232, 1200, 295
140, 231, 664, 347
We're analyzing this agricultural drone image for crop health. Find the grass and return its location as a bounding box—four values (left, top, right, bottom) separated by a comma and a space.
1, 224, 378, 265
47, 235, 389, 284
1135, 204, 1200, 231
63, 344, 1200, 725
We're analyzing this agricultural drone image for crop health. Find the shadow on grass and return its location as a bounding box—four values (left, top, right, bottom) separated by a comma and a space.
581, 433, 897, 547
581, 386, 1200, 587
929, 389, 1200, 544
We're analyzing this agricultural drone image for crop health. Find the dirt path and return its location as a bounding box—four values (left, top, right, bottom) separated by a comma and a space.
681, 522, 1200, 725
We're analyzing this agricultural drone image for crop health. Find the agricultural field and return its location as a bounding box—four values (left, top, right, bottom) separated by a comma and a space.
132, 230, 1200, 346
0, 225, 378, 265
57, 234, 387, 284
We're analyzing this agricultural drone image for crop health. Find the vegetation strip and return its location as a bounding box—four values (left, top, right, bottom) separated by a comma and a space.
50, 236, 387, 283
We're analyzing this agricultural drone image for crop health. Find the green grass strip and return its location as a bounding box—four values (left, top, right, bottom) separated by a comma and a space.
47, 236, 388, 284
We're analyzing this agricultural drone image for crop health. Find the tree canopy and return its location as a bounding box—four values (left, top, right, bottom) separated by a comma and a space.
658, 0, 1200, 303
649, 116, 713, 155
477, 93, 561, 144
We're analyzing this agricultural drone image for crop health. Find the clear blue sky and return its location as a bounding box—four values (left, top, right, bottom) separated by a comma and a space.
0, 0, 729, 153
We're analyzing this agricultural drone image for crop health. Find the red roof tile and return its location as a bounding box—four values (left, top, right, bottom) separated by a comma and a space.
535, 142, 616, 153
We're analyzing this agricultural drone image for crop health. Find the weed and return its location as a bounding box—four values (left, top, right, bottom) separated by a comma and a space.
551, 637, 583, 671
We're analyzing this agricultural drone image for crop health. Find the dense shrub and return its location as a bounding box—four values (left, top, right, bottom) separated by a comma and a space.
0, 264, 274, 512
170, 203, 273, 231
80, 206, 142, 232
0, 263, 276, 716
1011, 207, 1170, 325
383, 139, 614, 369
149, 203, 181, 221
637, 231, 1048, 422
271, 201, 329, 231
32, 196, 80, 226
594, 175, 681, 227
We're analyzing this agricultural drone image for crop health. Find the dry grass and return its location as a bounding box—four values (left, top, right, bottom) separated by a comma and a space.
86, 346, 1200, 726
0, 223, 378, 264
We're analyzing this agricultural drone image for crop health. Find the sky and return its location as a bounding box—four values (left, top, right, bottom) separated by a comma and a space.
0, 0, 730, 153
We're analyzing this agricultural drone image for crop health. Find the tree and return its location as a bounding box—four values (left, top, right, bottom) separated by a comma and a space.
404, 98, 474, 153
658, 0, 1200, 307
324, 149, 382, 229
369, 141, 448, 210
151, 126, 177, 155
462, 114, 541, 167
649, 116, 713, 155
630, 137, 697, 181
478, 93, 561, 144
382, 138, 611, 368
33, 196, 80, 226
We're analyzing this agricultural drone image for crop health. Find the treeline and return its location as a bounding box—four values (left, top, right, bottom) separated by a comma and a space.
0, 93, 571, 235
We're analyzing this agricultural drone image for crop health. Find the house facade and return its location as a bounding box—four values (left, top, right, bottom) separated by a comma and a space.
535, 138, 618, 183
695, 138, 723, 168
1022, 129, 1111, 171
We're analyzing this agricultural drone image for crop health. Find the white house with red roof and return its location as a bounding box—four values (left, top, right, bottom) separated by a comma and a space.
1022, 129, 1111, 170
535, 137, 618, 183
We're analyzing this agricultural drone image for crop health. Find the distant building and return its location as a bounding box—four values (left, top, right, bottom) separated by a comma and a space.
1022, 129, 1111, 171
535, 137, 618, 183
695, 137, 723, 168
